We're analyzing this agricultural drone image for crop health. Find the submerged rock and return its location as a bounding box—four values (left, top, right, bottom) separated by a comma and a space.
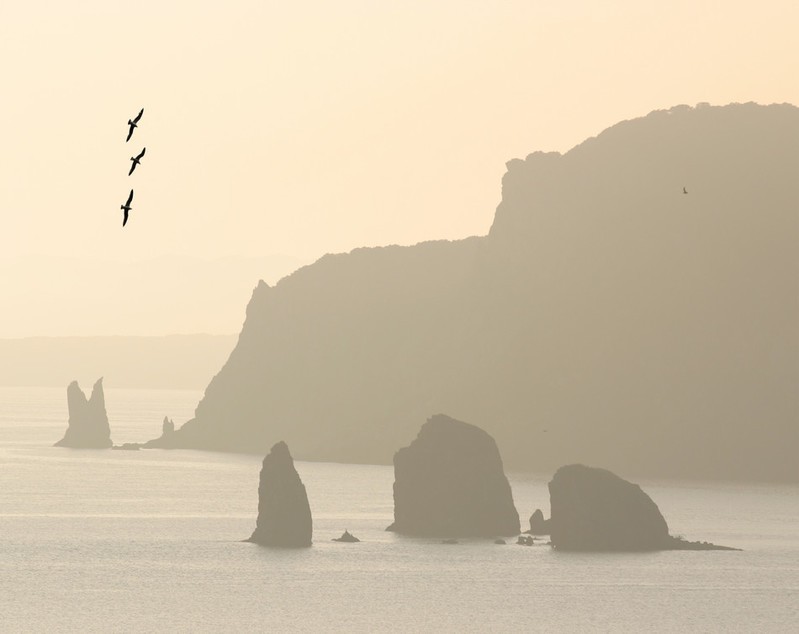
111, 443, 140, 451
665, 537, 740, 551
54, 378, 112, 448
386, 414, 520, 537
332, 530, 360, 543
549, 464, 738, 551
247, 442, 312, 547
527, 508, 551, 535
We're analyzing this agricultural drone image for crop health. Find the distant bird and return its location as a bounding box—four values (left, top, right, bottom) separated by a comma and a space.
128, 147, 146, 175
120, 189, 134, 226
683, 187, 688, 194
126, 108, 144, 142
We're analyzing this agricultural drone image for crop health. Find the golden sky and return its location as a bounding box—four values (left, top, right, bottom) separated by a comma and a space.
1, 0, 797, 335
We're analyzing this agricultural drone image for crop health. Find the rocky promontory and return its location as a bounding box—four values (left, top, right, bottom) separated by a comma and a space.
549, 464, 738, 551
145, 103, 798, 484
386, 414, 520, 537
247, 441, 312, 547
54, 378, 112, 449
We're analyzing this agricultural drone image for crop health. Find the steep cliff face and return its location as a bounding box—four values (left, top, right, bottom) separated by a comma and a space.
160, 103, 798, 482
386, 414, 520, 537
248, 441, 312, 547
54, 378, 112, 448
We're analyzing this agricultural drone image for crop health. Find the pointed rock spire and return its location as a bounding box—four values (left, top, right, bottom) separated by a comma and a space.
54, 377, 112, 448
248, 441, 312, 547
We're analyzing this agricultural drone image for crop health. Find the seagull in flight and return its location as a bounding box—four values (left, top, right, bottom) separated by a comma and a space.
120, 189, 134, 227
126, 108, 144, 142
128, 147, 146, 175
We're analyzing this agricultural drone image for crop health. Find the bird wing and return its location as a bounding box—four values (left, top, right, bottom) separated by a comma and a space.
125, 189, 134, 206
126, 126, 134, 142
137, 147, 146, 160
122, 208, 129, 227
128, 162, 136, 176
133, 108, 144, 123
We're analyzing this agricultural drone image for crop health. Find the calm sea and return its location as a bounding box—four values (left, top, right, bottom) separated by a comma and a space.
0, 386, 796, 632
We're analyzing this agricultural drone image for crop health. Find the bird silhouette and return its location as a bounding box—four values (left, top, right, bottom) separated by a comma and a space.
126, 108, 144, 142
120, 189, 134, 226
683, 187, 688, 194
128, 147, 146, 175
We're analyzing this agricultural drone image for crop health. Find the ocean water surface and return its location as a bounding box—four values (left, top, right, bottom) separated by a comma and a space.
0, 387, 796, 632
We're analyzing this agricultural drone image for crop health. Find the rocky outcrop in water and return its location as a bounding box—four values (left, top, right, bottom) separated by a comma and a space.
526, 509, 551, 535
247, 441, 312, 547
142, 416, 177, 449
162, 416, 175, 435
332, 530, 359, 543
386, 414, 520, 537
54, 378, 112, 448
549, 464, 738, 551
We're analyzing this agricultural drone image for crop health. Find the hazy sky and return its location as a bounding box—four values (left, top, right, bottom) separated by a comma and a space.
2, 1, 797, 335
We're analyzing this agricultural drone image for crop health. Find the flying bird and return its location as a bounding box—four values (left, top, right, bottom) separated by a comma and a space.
120, 189, 134, 226
126, 108, 144, 142
128, 147, 146, 175
683, 187, 688, 194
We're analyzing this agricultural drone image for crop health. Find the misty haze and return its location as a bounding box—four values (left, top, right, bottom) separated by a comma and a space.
1, 2, 797, 632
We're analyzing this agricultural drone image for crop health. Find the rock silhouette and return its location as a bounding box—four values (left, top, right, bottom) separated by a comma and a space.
142, 416, 177, 449
526, 509, 551, 535
54, 378, 112, 448
386, 414, 520, 537
247, 441, 312, 547
332, 530, 360, 543
162, 416, 175, 435
549, 464, 738, 551
148, 103, 799, 483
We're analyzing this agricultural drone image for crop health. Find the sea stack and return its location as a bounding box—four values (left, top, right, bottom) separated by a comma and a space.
142, 416, 177, 449
162, 416, 175, 435
527, 509, 551, 535
54, 378, 112, 448
549, 464, 738, 551
248, 441, 312, 547
386, 414, 520, 537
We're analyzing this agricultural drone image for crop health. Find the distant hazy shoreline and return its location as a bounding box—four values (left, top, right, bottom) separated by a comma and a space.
0, 334, 236, 390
